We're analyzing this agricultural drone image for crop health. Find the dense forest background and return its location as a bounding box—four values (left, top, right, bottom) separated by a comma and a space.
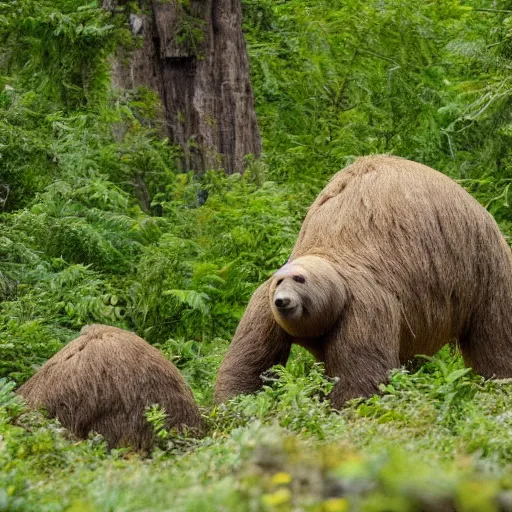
1, 0, 512, 510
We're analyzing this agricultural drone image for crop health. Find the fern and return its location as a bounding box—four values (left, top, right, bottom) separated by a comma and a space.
163, 289, 210, 315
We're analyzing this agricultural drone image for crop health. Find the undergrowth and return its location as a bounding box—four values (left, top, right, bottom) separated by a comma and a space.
4, 349, 512, 511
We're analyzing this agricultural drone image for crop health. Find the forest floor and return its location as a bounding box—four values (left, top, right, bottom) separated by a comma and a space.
3, 346, 512, 512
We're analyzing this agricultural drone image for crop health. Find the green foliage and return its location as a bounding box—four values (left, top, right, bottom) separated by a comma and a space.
0, 88, 57, 211
242, 0, 512, 187
363, 351, 483, 429
0, 0, 511, 509
210, 355, 343, 439
0, 0, 128, 108
173, 0, 206, 54
4, 352, 512, 510
130, 170, 300, 343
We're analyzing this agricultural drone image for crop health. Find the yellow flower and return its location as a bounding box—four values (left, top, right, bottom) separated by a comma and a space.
66, 500, 96, 512
271, 472, 292, 486
262, 488, 292, 507
323, 498, 349, 512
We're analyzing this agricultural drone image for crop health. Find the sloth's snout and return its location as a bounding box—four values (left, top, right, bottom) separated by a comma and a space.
274, 297, 289, 308
274, 294, 293, 309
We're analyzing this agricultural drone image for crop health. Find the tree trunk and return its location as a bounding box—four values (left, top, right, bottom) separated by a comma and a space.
106, 0, 261, 175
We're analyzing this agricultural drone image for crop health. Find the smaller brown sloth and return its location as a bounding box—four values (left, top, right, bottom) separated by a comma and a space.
214, 155, 512, 409
17, 324, 202, 451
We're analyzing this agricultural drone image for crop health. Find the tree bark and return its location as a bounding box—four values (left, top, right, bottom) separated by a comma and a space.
106, 0, 261, 175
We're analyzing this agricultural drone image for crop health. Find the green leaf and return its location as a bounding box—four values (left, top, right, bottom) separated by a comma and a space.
163, 289, 210, 315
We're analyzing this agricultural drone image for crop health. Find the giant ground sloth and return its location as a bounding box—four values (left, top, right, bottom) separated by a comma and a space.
18, 324, 202, 450
214, 155, 512, 408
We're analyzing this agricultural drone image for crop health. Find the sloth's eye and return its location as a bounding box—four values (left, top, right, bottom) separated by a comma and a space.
293, 275, 306, 284
276, 279, 284, 286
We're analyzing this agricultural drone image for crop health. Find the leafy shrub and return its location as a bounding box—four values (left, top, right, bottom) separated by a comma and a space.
129, 169, 301, 343
210, 350, 345, 440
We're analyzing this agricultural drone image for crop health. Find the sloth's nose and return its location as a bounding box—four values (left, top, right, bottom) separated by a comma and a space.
274, 296, 291, 308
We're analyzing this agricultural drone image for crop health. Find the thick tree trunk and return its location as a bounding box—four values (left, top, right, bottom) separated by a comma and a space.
106, 0, 261, 174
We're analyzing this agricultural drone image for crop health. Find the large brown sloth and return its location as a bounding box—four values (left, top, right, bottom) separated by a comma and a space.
18, 325, 202, 450
214, 155, 512, 409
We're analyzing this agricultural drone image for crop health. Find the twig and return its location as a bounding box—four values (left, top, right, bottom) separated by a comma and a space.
474, 8, 512, 14
358, 49, 399, 65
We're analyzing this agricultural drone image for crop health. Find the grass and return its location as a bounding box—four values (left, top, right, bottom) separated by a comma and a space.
3, 346, 512, 511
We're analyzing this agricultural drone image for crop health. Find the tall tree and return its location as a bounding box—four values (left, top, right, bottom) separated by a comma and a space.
105, 0, 261, 174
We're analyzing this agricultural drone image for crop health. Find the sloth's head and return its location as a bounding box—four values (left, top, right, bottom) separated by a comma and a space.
269, 256, 346, 338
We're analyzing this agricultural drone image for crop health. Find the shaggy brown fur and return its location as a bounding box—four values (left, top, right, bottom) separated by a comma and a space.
18, 325, 202, 450
214, 155, 512, 408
